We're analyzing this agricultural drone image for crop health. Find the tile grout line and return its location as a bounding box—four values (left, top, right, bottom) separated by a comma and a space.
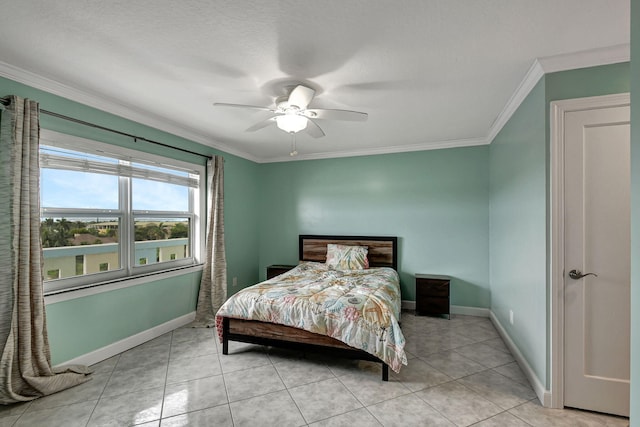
159, 329, 222, 422
269, 359, 309, 426
217, 330, 239, 426
83, 353, 121, 426
156, 330, 175, 424
410, 387, 462, 426
506, 400, 538, 426
7, 401, 31, 427
8, 401, 30, 426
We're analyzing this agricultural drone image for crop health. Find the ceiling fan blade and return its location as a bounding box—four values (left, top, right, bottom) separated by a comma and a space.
213, 102, 274, 112
304, 119, 325, 138
304, 108, 368, 121
288, 85, 315, 109
245, 117, 277, 132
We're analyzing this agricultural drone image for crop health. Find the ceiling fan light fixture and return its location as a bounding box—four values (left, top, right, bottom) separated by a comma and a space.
275, 114, 308, 133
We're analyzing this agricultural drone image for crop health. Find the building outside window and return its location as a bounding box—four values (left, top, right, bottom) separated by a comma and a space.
39, 130, 205, 294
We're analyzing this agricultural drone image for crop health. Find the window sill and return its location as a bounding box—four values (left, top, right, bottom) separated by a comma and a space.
44, 264, 204, 305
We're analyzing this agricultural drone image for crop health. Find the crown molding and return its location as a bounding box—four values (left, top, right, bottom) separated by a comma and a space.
486, 44, 630, 144
262, 136, 489, 163
486, 60, 546, 144
0, 61, 260, 163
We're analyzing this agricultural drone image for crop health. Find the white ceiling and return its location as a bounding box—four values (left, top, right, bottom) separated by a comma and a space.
0, 1, 630, 162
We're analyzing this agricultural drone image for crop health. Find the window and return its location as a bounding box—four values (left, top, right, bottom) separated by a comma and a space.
76, 255, 84, 275
39, 130, 205, 293
47, 269, 60, 280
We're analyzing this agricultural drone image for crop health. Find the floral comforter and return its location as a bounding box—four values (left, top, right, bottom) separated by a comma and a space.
215, 261, 407, 373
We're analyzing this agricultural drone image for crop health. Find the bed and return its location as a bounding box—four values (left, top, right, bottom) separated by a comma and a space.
216, 235, 406, 381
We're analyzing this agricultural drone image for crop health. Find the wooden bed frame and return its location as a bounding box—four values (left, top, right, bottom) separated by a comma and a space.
221, 234, 399, 381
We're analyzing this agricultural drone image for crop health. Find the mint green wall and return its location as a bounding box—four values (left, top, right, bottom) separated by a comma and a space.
46, 272, 200, 364
225, 155, 260, 291
257, 148, 490, 307
489, 63, 630, 391
545, 62, 630, 102
0, 76, 261, 364
489, 79, 547, 385
630, 0, 639, 420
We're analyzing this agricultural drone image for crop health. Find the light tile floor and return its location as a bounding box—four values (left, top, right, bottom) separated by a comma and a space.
0, 313, 630, 426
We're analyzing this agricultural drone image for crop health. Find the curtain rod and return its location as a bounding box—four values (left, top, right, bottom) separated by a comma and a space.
40, 109, 212, 159
1, 96, 212, 160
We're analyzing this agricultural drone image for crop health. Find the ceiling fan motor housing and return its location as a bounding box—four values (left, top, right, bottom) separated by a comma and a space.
275, 95, 290, 109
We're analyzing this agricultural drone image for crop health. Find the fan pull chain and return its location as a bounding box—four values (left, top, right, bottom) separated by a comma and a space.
290, 132, 298, 156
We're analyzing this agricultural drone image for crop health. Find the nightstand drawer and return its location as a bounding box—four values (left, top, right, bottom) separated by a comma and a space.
416, 280, 449, 297
419, 297, 449, 315
415, 274, 451, 318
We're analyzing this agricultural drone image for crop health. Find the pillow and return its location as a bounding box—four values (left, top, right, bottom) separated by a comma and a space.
325, 244, 369, 270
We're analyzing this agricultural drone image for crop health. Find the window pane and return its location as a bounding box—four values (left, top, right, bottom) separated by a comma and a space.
131, 162, 188, 173
41, 145, 119, 164
132, 178, 189, 211
41, 217, 121, 280
134, 218, 190, 266
41, 169, 119, 209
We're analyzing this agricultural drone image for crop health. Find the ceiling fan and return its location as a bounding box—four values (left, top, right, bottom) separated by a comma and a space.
213, 84, 368, 138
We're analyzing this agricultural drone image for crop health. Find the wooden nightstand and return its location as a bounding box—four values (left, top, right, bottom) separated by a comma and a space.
266, 264, 296, 279
415, 274, 451, 318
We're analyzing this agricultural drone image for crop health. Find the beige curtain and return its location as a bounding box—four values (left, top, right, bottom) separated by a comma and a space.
0, 96, 90, 405
192, 155, 227, 327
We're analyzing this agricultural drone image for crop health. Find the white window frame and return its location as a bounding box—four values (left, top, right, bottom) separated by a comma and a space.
40, 130, 206, 295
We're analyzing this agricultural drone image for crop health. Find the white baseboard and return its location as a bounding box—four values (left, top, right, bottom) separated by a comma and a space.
54, 311, 196, 369
489, 310, 551, 407
401, 301, 489, 318
451, 305, 490, 317
401, 300, 416, 310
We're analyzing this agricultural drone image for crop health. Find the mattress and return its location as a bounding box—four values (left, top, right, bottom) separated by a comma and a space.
216, 261, 407, 373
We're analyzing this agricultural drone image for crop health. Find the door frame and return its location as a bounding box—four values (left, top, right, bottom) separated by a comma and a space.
549, 92, 630, 409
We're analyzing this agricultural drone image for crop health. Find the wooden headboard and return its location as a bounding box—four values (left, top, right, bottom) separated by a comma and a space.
299, 235, 398, 270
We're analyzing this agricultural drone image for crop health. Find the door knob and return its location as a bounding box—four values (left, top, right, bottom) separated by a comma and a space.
568, 269, 598, 280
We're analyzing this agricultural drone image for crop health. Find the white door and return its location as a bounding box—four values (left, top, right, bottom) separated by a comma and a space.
563, 103, 630, 417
